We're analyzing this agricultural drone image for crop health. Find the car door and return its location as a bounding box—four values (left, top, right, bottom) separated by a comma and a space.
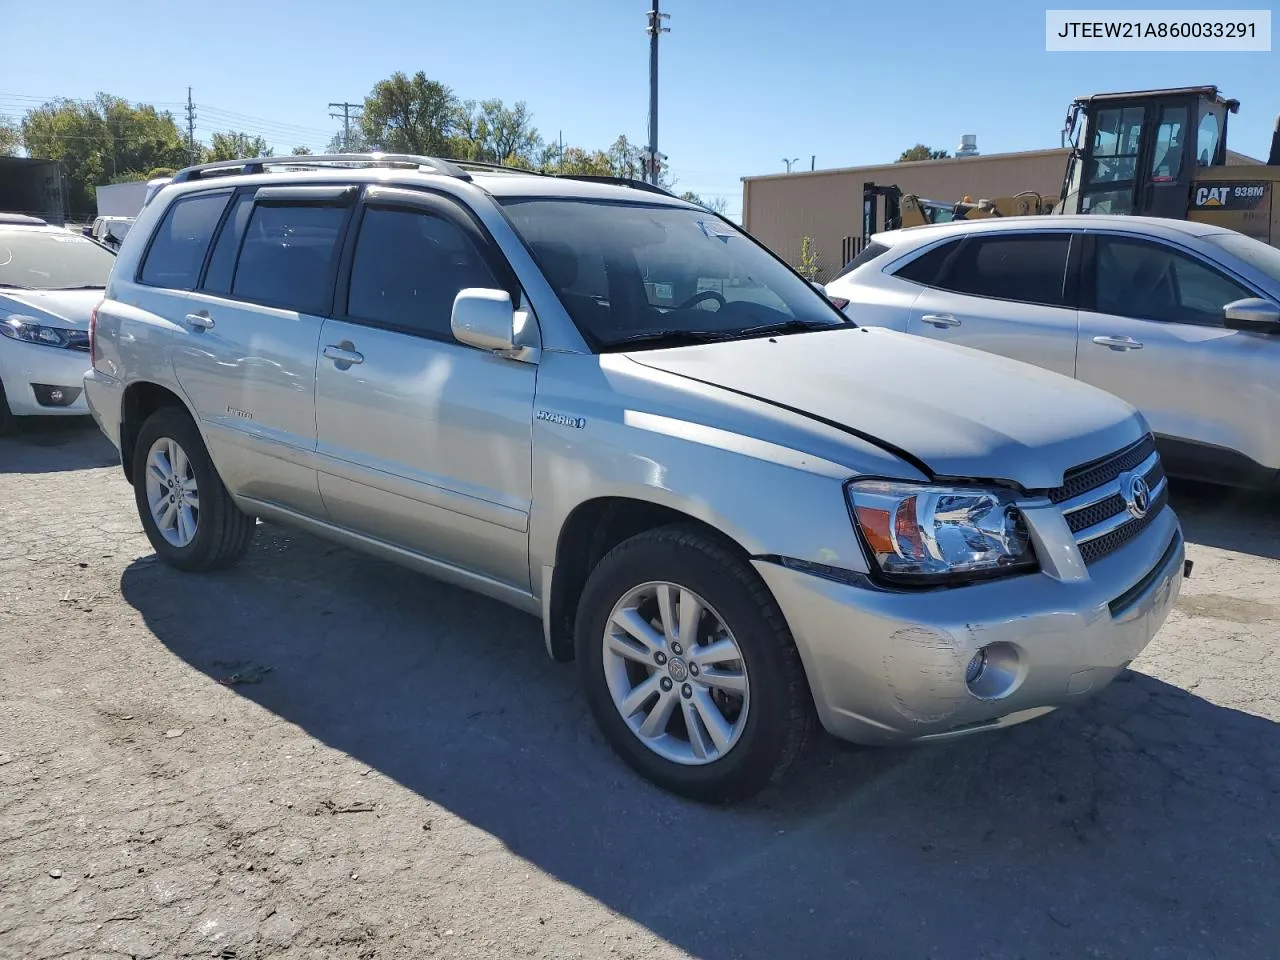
1076, 231, 1280, 483
174, 184, 357, 517
313, 186, 536, 592
903, 231, 1080, 377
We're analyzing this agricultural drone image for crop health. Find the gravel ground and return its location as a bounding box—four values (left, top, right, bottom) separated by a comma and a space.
2, 418, 1278, 960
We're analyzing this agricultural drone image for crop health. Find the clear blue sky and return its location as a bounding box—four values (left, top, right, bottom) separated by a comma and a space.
3, 0, 1277, 219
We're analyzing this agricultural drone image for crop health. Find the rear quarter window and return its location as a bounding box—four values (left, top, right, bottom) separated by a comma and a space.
832, 241, 890, 281
138, 191, 231, 290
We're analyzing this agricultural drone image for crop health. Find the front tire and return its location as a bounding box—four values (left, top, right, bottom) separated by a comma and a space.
132, 406, 256, 571
576, 525, 815, 803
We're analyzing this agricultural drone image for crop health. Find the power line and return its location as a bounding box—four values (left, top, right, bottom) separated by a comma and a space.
328, 101, 363, 151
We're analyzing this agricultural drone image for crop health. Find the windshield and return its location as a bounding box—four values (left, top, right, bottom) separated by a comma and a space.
1205, 232, 1280, 287
497, 198, 849, 350
0, 230, 116, 290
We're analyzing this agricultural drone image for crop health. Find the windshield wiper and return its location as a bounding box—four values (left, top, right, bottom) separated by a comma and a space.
50, 284, 106, 291
722, 318, 852, 339
0, 282, 33, 290
601, 328, 740, 351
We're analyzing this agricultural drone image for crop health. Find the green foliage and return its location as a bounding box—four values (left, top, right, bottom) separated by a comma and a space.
897, 144, 950, 162
0, 117, 20, 157
359, 71, 459, 156
797, 236, 822, 281
20, 94, 188, 217
454, 99, 540, 165
291, 146, 313, 156
206, 131, 271, 162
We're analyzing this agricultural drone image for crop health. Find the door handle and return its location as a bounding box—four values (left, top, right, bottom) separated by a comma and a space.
1092, 335, 1144, 351
184, 312, 214, 330
921, 313, 961, 328
323, 344, 365, 366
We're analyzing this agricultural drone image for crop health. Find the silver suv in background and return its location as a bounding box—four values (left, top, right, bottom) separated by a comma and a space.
86, 155, 1186, 802
824, 216, 1280, 490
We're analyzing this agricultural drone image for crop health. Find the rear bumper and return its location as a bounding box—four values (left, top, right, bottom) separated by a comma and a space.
0, 339, 92, 416
754, 505, 1184, 745
83, 367, 125, 450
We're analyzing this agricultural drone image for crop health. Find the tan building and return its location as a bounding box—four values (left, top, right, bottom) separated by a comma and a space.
741, 146, 1262, 279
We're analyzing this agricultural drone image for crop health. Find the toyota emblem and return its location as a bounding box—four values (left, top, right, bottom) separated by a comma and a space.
1123, 473, 1151, 519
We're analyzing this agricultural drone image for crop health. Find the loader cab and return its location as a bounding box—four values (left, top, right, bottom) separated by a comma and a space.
1059, 86, 1238, 219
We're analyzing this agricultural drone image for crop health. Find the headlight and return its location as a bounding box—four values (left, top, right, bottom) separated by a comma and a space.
847, 480, 1035, 584
0, 316, 82, 349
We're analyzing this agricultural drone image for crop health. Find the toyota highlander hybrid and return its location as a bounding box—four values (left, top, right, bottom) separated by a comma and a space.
84, 154, 1187, 802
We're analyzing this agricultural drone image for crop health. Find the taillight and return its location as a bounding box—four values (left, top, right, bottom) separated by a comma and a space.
829, 297, 850, 311
89, 300, 101, 365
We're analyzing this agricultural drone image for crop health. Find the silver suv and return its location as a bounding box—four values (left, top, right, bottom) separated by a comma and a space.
85, 154, 1187, 802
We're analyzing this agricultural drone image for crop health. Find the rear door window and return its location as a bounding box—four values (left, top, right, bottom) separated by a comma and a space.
138, 191, 231, 289
231, 203, 349, 314
937, 234, 1072, 307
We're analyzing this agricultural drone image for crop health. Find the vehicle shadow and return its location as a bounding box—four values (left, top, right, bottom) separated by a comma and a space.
1169, 479, 1280, 561
121, 523, 1280, 959
0, 416, 118, 474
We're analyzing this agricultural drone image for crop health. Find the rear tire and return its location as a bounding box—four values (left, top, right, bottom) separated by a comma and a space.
132, 406, 256, 571
576, 524, 815, 803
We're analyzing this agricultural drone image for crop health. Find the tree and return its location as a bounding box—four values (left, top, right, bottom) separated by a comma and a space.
291, 145, 313, 155
206, 131, 271, 162
326, 129, 370, 154
360, 70, 459, 155
797, 236, 822, 281
678, 190, 729, 215
20, 94, 188, 217
897, 144, 950, 162
0, 117, 20, 157
455, 98, 540, 165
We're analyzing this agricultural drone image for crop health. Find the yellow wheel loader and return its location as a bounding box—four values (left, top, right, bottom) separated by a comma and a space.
862, 85, 1280, 247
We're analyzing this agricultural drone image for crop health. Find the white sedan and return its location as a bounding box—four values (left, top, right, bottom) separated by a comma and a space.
825, 215, 1280, 489
1, 216, 115, 435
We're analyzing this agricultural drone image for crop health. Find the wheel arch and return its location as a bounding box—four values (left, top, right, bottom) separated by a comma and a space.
119, 380, 195, 484
541, 496, 753, 662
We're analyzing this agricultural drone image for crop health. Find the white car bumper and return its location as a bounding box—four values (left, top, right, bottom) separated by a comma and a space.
0, 338, 93, 416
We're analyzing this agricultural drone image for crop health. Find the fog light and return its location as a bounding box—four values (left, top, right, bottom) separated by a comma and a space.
32, 384, 81, 407
965, 649, 987, 684
49, 388, 64, 403
964, 642, 1024, 701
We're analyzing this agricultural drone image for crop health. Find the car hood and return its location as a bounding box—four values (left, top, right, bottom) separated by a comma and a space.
0, 289, 101, 330
624, 326, 1145, 490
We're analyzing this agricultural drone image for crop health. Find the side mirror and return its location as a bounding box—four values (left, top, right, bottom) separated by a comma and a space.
1223, 298, 1280, 332
451, 288, 516, 352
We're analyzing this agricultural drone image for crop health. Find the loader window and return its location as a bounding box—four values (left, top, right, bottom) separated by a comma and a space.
1149, 107, 1188, 182
1196, 110, 1222, 167
1087, 106, 1145, 186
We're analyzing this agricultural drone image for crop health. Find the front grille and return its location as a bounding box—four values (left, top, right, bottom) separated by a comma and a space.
1048, 435, 1167, 565
1049, 435, 1158, 504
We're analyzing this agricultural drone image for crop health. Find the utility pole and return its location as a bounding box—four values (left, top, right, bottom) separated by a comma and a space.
644, 0, 670, 185
185, 87, 197, 165
328, 101, 362, 152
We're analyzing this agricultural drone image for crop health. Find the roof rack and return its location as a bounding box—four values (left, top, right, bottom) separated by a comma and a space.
169, 153, 473, 184
552, 174, 678, 198
452, 159, 550, 177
